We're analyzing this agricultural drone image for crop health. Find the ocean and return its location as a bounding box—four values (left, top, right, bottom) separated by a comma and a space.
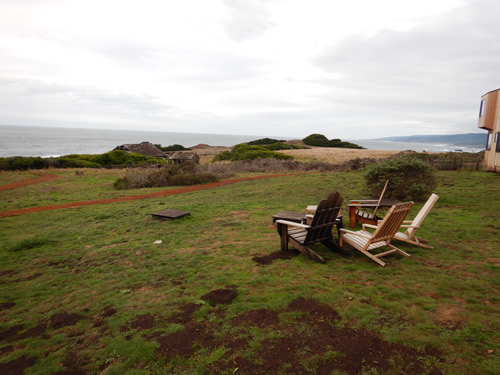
351, 139, 482, 153
0, 125, 266, 158
0, 124, 483, 157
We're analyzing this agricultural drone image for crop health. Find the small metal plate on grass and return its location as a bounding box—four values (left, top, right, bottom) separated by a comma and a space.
152, 209, 190, 220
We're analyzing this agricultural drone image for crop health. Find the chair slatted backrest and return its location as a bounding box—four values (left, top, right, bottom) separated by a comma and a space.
371, 202, 414, 243
405, 193, 439, 237
371, 180, 390, 218
304, 192, 343, 245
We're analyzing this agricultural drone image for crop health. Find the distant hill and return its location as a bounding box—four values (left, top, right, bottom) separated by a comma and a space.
375, 133, 486, 147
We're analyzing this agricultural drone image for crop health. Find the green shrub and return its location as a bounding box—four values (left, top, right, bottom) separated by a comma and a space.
363, 155, 437, 201
154, 144, 191, 151
0, 150, 165, 170
302, 133, 364, 149
212, 151, 233, 161
262, 142, 293, 150
0, 156, 47, 170
114, 162, 218, 189
57, 156, 101, 168
303, 134, 329, 147
167, 173, 217, 186
8, 237, 53, 252
247, 138, 286, 145
212, 144, 293, 162
113, 177, 130, 190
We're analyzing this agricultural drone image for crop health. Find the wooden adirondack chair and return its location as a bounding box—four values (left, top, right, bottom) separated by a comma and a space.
339, 201, 413, 267
276, 192, 343, 264
348, 180, 389, 227
391, 193, 439, 248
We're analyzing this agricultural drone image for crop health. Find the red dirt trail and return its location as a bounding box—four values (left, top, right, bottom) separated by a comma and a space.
0, 174, 60, 192
0, 173, 300, 218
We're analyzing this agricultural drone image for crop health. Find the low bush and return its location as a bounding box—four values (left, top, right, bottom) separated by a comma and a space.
114, 162, 217, 189
8, 237, 53, 252
302, 133, 364, 149
154, 144, 191, 151
212, 144, 293, 162
247, 138, 286, 145
363, 155, 437, 201
0, 150, 165, 170
262, 142, 293, 150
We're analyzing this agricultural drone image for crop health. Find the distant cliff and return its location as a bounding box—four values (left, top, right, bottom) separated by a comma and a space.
375, 133, 486, 147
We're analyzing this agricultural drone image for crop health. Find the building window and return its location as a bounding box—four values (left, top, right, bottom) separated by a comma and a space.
486, 133, 492, 150
496, 133, 500, 153
479, 99, 487, 117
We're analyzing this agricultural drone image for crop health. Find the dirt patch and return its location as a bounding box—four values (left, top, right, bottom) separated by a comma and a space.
252, 250, 299, 265
11, 272, 43, 282
435, 304, 464, 329
18, 322, 48, 339
0, 355, 37, 375
53, 351, 86, 375
49, 312, 85, 329
0, 324, 23, 341
231, 309, 280, 329
168, 303, 201, 324
211, 297, 440, 374
121, 314, 156, 332
0, 270, 18, 278
201, 289, 238, 306
154, 320, 216, 360
287, 297, 341, 323
100, 305, 117, 318
0, 302, 15, 310
0, 345, 14, 355
93, 304, 118, 327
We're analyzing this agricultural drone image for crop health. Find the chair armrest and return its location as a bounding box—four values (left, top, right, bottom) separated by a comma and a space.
348, 203, 379, 207
275, 220, 311, 229
362, 224, 378, 230
305, 205, 317, 214
402, 220, 413, 223
339, 228, 372, 239
400, 225, 419, 229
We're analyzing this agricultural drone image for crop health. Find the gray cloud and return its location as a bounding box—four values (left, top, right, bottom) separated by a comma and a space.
0, 77, 175, 124
222, 0, 275, 42
315, 0, 500, 135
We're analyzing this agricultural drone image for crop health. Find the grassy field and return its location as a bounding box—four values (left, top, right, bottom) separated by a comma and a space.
0, 169, 499, 374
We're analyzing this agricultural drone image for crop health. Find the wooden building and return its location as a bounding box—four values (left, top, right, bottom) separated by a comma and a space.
113, 142, 167, 159
168, 151, 200, 165
478, 89, 500, 172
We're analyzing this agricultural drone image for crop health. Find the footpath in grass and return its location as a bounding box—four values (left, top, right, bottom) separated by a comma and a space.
0, 172, 305, 217
0, 170, 498, 374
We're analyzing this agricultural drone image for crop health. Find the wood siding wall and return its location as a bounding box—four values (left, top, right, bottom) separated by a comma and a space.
484, 90, 499, 131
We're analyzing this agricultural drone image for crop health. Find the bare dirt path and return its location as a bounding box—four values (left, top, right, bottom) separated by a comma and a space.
0, 173, 301, 218
0, 174, 60, 192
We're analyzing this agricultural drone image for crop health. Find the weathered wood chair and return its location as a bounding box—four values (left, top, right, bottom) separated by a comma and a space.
391, 193, 439, 248
339, 201, 413, 267
348, 180, 390, 227
276, 192, 343, 264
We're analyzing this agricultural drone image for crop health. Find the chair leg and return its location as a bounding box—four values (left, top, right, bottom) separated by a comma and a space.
278, 223, 288, 252
357, 248, 386, 267
388, 244, 411, 258
412, 237, 433, 249
289, 238, 326, 264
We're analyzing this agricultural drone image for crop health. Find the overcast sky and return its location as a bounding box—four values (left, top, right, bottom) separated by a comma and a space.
1, 0, 499, 139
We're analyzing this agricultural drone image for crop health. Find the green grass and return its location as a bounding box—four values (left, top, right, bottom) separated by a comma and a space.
0, 169, 498, 374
